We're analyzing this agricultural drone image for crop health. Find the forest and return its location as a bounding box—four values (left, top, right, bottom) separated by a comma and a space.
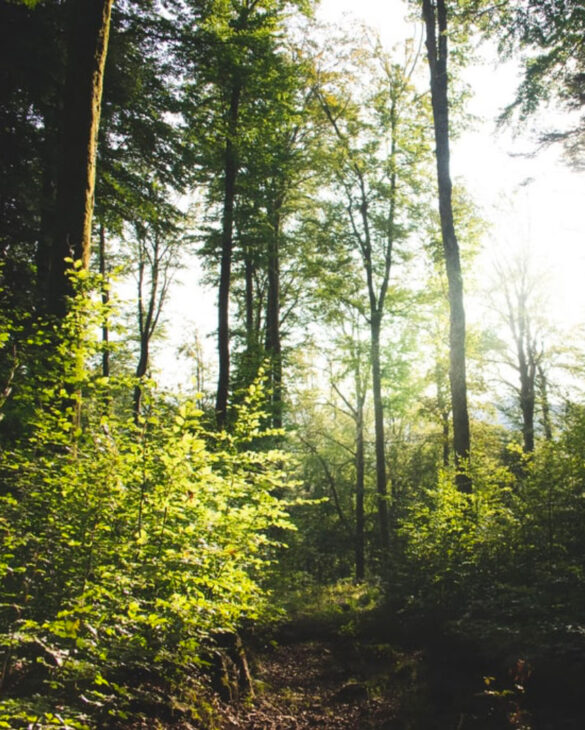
1, 0, 585, 728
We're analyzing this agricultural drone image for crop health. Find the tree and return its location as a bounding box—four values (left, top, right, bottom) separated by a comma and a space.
0, 0, 189, 329
290, 321, 372, 582
91, 2, 197, 395
230, 47, 321, 427
182, 0, 315, 428
421, 0, 472, 491
415, 181, 485, 471
96, 1, 193, 237
495, 256, 539, 453
0, 291, 296, 726
315, 36, 432, 548
132, 203, 183, 421
39, 0, 114, 317
326, 316, 370, 581
487, 250, 559, 453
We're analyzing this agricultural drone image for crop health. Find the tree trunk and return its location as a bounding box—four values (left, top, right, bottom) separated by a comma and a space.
244, 244, 257, 360
422, 0, 472, 492
133, 230, 162, 424
355, 370, 366, 582
133, 254, 152, 424
264, 203, 282, 428
238, 242, 261, 389
319, 87, 395, 545
370, 312, 390, 549
518, 343, 536, 453
441, 410, 450, 467
215, 80, 241, 428
45, 0, 113, 317
99, 222, 110, 379
358, 179, 391, 552
133, 347, 149, 423
537, 362, 553, 441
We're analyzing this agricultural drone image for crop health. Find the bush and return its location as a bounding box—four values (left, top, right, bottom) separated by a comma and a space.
0, 283, 295, 727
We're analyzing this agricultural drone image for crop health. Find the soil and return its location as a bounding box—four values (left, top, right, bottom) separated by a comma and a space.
218, 618, 529, 730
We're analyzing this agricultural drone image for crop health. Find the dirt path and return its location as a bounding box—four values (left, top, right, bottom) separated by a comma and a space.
221, 635, 414, 729
218, 623, 520, 730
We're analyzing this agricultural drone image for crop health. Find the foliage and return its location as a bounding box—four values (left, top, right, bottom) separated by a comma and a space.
399, 454, 515, 613
281, 577, 382, 629
395, 418, 585, 653
459, 0, 585, 166
0, 276, 296, 727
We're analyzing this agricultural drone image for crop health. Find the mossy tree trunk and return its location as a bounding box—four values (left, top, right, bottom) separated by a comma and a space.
42, 0, 113, 317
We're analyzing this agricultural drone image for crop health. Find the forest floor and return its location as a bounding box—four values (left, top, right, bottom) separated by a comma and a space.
208, 576, 585, 730
216, 610, 533, 730
130, 586, 585, 730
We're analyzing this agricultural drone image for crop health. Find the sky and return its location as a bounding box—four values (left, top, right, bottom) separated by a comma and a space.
159, 0, 585, 388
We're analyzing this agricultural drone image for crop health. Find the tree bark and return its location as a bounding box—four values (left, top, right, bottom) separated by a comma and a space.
497, 254, 544, 453
264, 201, 283, 428
537, 362, 552, 441
370, 312, 390, 549
215, 80, 241, 428
133, 228, 169, 424
238, 241, 261, 388
357, 176, 393, 553
422, 0, 472, 491
99, 222, 110, 379
244, 244, 257, 356
517, 339, 536, 453
45, 0, 113, 317
355, 359, 366, 582
133, 243, 153, 424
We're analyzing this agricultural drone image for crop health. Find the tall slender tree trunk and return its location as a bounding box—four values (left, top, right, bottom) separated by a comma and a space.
239, 242, 261, 388
370, 312, 390, 549
216, 80, 241, 428
245, 248, 255, 341
265, 202, 282, 428
99, 222, 110, 379
133, 346, 149, 423
537, 362, 553, 441
45, 0, 113, 317
360, 192, 391, 552
355, 366, 366, 582
518, 344, 536, 453
244, 244, 257, 359
441, 409, 450, 467
133, 230, 162, 425
133, 254, 152, 424
422, 0, 472, 492
357, 179, 392, 552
